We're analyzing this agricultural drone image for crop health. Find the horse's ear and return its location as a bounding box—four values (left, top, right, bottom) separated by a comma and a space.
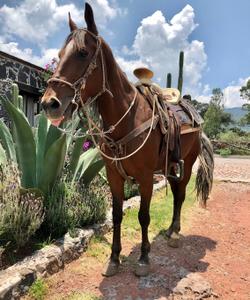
84, 2, 98, 35
68, 12, 78, 32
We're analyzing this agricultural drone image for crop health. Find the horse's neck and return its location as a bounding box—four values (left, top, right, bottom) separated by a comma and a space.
98, 41, 136, 138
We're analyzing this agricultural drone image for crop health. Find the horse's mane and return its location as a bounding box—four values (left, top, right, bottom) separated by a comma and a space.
64, 29, 88, 51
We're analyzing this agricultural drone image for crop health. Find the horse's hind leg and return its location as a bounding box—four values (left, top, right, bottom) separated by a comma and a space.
135, 175, 153, 277
102, 166, 125, 277
166, 154, 197, 247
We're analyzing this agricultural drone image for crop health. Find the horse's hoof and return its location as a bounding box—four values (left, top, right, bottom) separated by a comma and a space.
165, 227, 173, 238
102, 260, 120, 277
167, 232, 181, 248
135, 261, 150, 277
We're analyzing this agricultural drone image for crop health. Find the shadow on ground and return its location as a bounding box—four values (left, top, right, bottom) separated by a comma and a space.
99, 233, 217, 299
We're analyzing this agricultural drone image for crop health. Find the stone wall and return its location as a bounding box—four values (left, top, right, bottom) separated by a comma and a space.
0, 51, 45, 124
0, 51, 44, 91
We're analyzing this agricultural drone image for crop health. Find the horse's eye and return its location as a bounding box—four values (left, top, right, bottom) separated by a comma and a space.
78, 49, 89, 58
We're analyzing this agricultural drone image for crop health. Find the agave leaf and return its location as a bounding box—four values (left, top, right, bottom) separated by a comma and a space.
1, 96, 36, 188
0, 143, 7, 165
65, 115, 85, 149
0, 115, 16, 162
36, 113, 49, 186
45, 124, 62, 155
39, 134, 67, 195
81, 159, 104, 185
68, 136, 85, 176
72, 148, 99, 182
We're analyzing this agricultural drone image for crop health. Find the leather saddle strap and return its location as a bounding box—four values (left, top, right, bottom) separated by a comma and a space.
115, 115, 159, 147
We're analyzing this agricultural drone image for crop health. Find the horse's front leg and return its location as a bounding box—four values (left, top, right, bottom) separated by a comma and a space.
102, 166, 125, 277
135, 175, 153, 277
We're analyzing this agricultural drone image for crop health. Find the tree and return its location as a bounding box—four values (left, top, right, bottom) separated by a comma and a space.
190, 99, 209, 118
203, 88, 233, 138
210, 88, 223, 106
239, 79, 250, 125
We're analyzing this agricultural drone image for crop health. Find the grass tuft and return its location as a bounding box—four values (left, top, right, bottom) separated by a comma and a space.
28, 279, 47, 300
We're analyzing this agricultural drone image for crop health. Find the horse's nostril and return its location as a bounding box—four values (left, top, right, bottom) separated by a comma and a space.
41, 97, 61, 112
50, 97, 61, 109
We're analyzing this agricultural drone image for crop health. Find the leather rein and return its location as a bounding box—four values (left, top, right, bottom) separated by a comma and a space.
47, 29, 157, 162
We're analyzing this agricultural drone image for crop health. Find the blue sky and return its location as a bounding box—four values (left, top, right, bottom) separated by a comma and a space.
0, 0, 249, 107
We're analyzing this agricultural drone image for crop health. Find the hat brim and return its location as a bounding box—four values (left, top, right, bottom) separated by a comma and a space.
133, 68, 154, 80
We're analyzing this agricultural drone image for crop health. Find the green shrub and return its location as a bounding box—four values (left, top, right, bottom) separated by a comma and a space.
219, 130, 250, 143
219, 148, 232, 157
28, 279, 47, 300
0, 86, 102, 196
124, 181, 139, 199
0, 163, 44, 248
43, 176, 109, 238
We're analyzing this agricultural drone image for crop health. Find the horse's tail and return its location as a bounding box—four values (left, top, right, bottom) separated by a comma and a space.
195, 131, 214, 207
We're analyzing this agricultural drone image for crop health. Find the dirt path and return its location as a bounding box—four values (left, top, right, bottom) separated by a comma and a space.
34, 157, 250, 300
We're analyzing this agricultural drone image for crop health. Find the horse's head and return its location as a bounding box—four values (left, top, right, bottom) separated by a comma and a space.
41, 3, 103, 126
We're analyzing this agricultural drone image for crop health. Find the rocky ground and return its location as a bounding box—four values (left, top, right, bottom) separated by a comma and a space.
24, 156, 250, 300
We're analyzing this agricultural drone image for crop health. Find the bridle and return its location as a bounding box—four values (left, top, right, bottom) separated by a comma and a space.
47, 29, 113, 112
45, 29, 159, 164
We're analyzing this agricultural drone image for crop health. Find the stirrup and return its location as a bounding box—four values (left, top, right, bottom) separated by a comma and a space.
167, 160, 184, 182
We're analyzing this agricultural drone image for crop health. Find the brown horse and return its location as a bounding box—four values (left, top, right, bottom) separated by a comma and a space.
41, 3, 214, 277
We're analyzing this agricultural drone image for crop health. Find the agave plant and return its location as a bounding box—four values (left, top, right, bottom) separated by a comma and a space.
0, 84, 104, 195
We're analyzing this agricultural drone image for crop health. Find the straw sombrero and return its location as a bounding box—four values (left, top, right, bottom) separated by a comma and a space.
133, 67, 154, 80
162, 88, 181, 104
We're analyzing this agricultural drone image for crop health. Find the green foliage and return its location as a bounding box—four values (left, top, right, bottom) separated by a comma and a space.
203, 88, 233, 138
177, 51, 184, 94
0, 96, 67, 194
239, 80, 250, 125
166, 73, 172, 88
218, 148, 232, 157
28, 279, 48, 300
240, 79, 250, 101
124, 181, 139, 199
0, 163, 44, 248
0, 85, 102, 195
43, 176, 109, 238
64, 292, 101, 300
190, 99, 209, 118
1, 95, 36, 187
215, 130, 250, 155
203, 104, 223, 138
11, 84, 24, 111
0, 118, 16, 162
0, 83, 107, 250
218, 130, 249, 143
210, 88, 224, 106
70, 147, 104, 184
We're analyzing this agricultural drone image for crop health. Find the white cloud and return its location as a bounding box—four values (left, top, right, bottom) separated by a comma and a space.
197, 77, 250, 108
0, 37, 58, 68
0, 0, 123, 44
117, 5, 207, 96
88, 0, 118, 22
115, 56, 148, 81
0, 0, 83, 44
223, 78, 249, 108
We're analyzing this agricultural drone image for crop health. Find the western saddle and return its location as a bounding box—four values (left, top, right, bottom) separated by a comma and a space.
133, 67, 203, 181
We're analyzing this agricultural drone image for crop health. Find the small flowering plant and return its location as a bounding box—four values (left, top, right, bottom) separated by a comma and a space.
40, 58, 58, 92
83, 139, 92, 151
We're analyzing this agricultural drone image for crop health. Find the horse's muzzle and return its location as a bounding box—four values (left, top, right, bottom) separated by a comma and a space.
41, 96, 62, 112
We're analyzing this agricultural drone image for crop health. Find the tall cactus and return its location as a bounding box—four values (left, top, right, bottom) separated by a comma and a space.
167, 73, 172, 88
11, 84, 24, 111
177, 51, 184, 95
